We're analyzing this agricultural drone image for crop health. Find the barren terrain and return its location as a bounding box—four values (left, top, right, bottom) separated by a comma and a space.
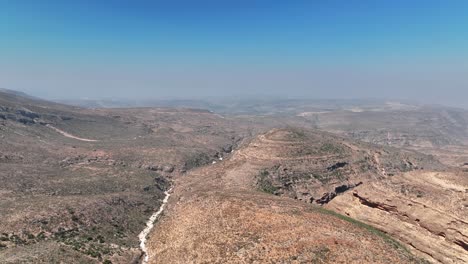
146, 131, 422, 263
146, 128, 466, 263
1, 90, 467, 263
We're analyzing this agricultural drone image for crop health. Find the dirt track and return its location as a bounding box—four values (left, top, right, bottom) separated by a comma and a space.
46, 124, 98, 142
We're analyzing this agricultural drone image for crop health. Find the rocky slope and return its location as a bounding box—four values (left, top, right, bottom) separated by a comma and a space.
326, 171, 468, 263
241, 128, 443, 205
2, 90, 466, 263
0, 90, 247, 263
145, 129, 426, 263
228, 128, 467, 263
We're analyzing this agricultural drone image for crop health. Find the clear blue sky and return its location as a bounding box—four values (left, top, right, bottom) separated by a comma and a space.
1, 1, 468, 107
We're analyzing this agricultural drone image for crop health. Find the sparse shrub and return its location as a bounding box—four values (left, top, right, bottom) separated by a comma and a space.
257, 169, 278, 194
320, 143, 342, 154
330, 170, 346, 181
260, 170, 269, 177
66, 207, 75, 215
9, 234, 25, 245
26, 233, 35, 240
183, 153, 211, 170
72, 243, 81, 251
37, 231, 46, 240
97, 235, 105, 243
87, 249, 101, 258
259, 181, 278, 194
312, 173, 329, 183
312, 246, 330, 262
100, 246, 111, 255
289, 129, 306, 139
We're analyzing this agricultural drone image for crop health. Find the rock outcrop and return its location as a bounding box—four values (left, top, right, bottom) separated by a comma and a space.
327, 171, 468, 263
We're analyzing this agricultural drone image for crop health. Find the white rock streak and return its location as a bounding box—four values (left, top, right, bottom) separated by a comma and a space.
138, 188, 172, 264
46, 124, 98, 142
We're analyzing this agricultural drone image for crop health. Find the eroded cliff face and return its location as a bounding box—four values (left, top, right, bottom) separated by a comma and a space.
326, 171, 468, 263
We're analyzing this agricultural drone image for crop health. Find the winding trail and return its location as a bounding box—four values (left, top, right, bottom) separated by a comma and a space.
138, 188, 172, 264
46, 124, 98, 142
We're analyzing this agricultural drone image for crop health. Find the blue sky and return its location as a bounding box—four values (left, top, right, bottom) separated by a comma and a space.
1, 1, 468, 106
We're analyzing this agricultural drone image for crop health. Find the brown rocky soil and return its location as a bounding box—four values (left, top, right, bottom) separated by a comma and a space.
145, 129, 425, 263
0, 90, 250, 263
3, 90, 467, 263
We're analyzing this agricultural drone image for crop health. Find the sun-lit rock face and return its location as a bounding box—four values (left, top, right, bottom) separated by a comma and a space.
327, 170, 468, 263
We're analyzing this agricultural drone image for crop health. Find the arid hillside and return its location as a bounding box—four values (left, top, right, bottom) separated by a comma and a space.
145, 128, 437, 263
233, 129, 467, 263
0, 90, 247, 263
1, 90, 466, 264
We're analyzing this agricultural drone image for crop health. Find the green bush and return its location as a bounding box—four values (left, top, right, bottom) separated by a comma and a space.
257, 170, 278, 194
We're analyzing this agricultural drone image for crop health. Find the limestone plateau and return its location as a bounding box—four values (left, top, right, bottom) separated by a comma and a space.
0, 89, 466, 263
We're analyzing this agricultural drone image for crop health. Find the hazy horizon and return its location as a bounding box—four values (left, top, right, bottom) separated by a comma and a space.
2, 1, 468, 108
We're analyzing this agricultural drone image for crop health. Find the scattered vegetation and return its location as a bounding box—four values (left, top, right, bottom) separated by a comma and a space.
257, 170, 278, 194
183, 152, 212, 170
53, 229, 115, 260
311, 173, 330, 183
311, 246, 331, 263
319, 143, 344, 154
287, 129, 307, 139
0, 90, 455, 263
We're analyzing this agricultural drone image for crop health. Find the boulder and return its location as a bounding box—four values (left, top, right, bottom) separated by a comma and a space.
222, 144, 233, 153
162, 164, 175, 173
16, 109, 40, 119
147, 165, 161, 171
